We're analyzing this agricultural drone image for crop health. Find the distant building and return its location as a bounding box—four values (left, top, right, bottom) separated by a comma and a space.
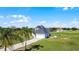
56, 28, 63, 32
35, 25, 51, 38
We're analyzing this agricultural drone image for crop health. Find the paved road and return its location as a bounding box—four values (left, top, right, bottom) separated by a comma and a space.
0, 34, 44, 51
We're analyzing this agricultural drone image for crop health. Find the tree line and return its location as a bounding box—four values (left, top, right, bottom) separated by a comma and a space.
48, 27, 79, 32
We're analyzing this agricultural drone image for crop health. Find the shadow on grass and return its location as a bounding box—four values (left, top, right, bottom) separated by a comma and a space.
25, 44, 44, 51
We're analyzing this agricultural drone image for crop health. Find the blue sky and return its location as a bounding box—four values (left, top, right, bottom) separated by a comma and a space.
0, 7, 79, 28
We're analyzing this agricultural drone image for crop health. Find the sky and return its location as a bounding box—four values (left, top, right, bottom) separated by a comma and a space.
0, 7, 79, 28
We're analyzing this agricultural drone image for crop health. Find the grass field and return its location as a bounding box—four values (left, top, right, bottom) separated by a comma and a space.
16, 30, 79, 51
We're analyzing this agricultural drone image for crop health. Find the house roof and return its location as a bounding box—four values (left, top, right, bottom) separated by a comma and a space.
35, 25, 49, 34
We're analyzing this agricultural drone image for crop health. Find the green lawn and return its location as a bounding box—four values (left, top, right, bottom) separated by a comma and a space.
16, 30, 79, 51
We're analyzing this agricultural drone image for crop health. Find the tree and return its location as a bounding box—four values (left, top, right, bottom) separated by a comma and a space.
22, 27, 33, 51
71, 27, 77, 31
0, 26, 33, 51
0, 28, 23, 51
15, 27, 33, 51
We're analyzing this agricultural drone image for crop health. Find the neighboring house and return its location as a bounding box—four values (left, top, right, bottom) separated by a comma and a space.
35, 25, 51, 38
56, 28, 63, 32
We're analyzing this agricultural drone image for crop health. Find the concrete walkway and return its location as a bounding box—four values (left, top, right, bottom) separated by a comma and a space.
0, 35, 44, 51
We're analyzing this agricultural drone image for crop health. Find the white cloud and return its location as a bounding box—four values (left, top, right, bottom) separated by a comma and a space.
16, 19, 28, 23
63, 7, 75, 11
39, 19, 79, 28
11, 15, 18, 18
7, 15, 25, 18
70, 18, 79, 27
0, 16, 4, 18
37, 20, 51, 28
51, 21, 70, 28
63, 7, 69, 11
52, 21, 63, 27
71, 20, 79, 25
51, 18, 79, 28
2, 14, 31, 27
39, 20, 47, 24
70, 7, 75, 9
9, 15, 30, 24
39, 20, 48, 27
10, 21, 15, 23
3, 22, 7, 25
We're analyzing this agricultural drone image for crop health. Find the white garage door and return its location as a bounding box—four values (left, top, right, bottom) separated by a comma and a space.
36, 34, 45, 39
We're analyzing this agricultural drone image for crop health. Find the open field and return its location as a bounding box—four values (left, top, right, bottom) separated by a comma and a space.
16, 30, 79, 51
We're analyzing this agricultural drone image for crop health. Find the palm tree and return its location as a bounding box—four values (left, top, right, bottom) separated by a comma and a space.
28, 28, 33, 38
0, 28, 23, 51
17, 27, 33, 51
24, 28, 33, 50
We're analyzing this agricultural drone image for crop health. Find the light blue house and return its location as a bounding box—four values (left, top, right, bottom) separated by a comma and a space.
35, 25, 51, 38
